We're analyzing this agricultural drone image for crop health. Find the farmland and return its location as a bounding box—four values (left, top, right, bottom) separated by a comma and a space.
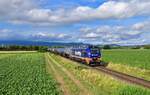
102, 49, 150, 69
46, 53, 150, 95
0, 50, 150, 95
102, 49, 150, 80
0, 51, 37, 54
0, 53, 60, 95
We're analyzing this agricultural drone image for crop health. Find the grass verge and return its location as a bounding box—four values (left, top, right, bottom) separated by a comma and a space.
50, 53, 150, 95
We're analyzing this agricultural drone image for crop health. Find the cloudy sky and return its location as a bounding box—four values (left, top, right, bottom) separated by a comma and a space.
0, 0, 150, 45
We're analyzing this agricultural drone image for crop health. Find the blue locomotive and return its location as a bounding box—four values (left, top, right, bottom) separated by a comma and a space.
49, 45, 107, 66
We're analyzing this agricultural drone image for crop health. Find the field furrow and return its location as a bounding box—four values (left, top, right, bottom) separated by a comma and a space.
45, 54, 70, 95
46, 53, 92, 95
49, 53, 150, 95
1, 51, 150, 95
0, 53, 60, 95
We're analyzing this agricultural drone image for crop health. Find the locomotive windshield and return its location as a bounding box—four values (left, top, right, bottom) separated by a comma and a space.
91, 49, 100, 54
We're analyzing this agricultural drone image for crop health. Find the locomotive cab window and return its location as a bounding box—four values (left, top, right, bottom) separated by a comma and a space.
91, 49, 100, 54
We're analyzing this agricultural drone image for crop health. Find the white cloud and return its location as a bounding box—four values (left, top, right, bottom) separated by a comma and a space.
84, 32, 99, 38
27, 9, 52, 22
78, 21, 150, 45
28, 0, 150, 25
0, 29, 72, 41
32, 32, 72, 41
0, 29, 28, 40
0, 0, 150, 45
0, 29, 11, 39
0, 0, 150, 25
0, 0, 35, 21
132, 21, 150, 31
79, 27, 93, 32
0, 29, 11, 33
34, 32, 49, 37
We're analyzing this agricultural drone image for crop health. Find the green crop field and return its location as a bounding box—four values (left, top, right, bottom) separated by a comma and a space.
102, 49, 150, 69
0, 51, 150, 95
102, 49, 150, 80
0, 53, 60, 95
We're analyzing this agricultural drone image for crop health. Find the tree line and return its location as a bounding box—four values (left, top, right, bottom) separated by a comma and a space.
0, 45, 48, 52
0, 44, 149, 51
101, 45, 150, 49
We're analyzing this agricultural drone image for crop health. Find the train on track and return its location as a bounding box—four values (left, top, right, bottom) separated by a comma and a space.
48, 45, 108, 66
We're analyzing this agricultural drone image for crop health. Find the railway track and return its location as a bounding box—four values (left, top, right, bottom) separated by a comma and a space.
66, 57, 150, 89
50, 53, 150, 89
94, 66, 150, 89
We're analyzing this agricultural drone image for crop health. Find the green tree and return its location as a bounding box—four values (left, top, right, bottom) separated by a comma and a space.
103, 45, 111, 49
38, 46, 48, 52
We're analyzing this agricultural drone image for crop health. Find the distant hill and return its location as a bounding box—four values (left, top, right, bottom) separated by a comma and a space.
0, 40, 149, 49
0, 40, 89, 47
97, 44, 121, 48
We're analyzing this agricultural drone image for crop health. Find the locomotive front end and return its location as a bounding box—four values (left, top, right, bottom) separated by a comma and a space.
86, 47, 102, 65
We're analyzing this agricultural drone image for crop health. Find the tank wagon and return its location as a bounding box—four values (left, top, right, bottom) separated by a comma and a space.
49, 46, 107, 66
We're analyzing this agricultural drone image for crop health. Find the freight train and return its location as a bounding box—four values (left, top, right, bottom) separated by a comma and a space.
48, 45, 108, 66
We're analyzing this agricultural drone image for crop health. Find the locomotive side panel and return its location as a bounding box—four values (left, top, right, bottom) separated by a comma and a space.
48, 46, 107, 66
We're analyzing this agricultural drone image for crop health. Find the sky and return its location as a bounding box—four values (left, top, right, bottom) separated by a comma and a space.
0, 0, 150, 45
